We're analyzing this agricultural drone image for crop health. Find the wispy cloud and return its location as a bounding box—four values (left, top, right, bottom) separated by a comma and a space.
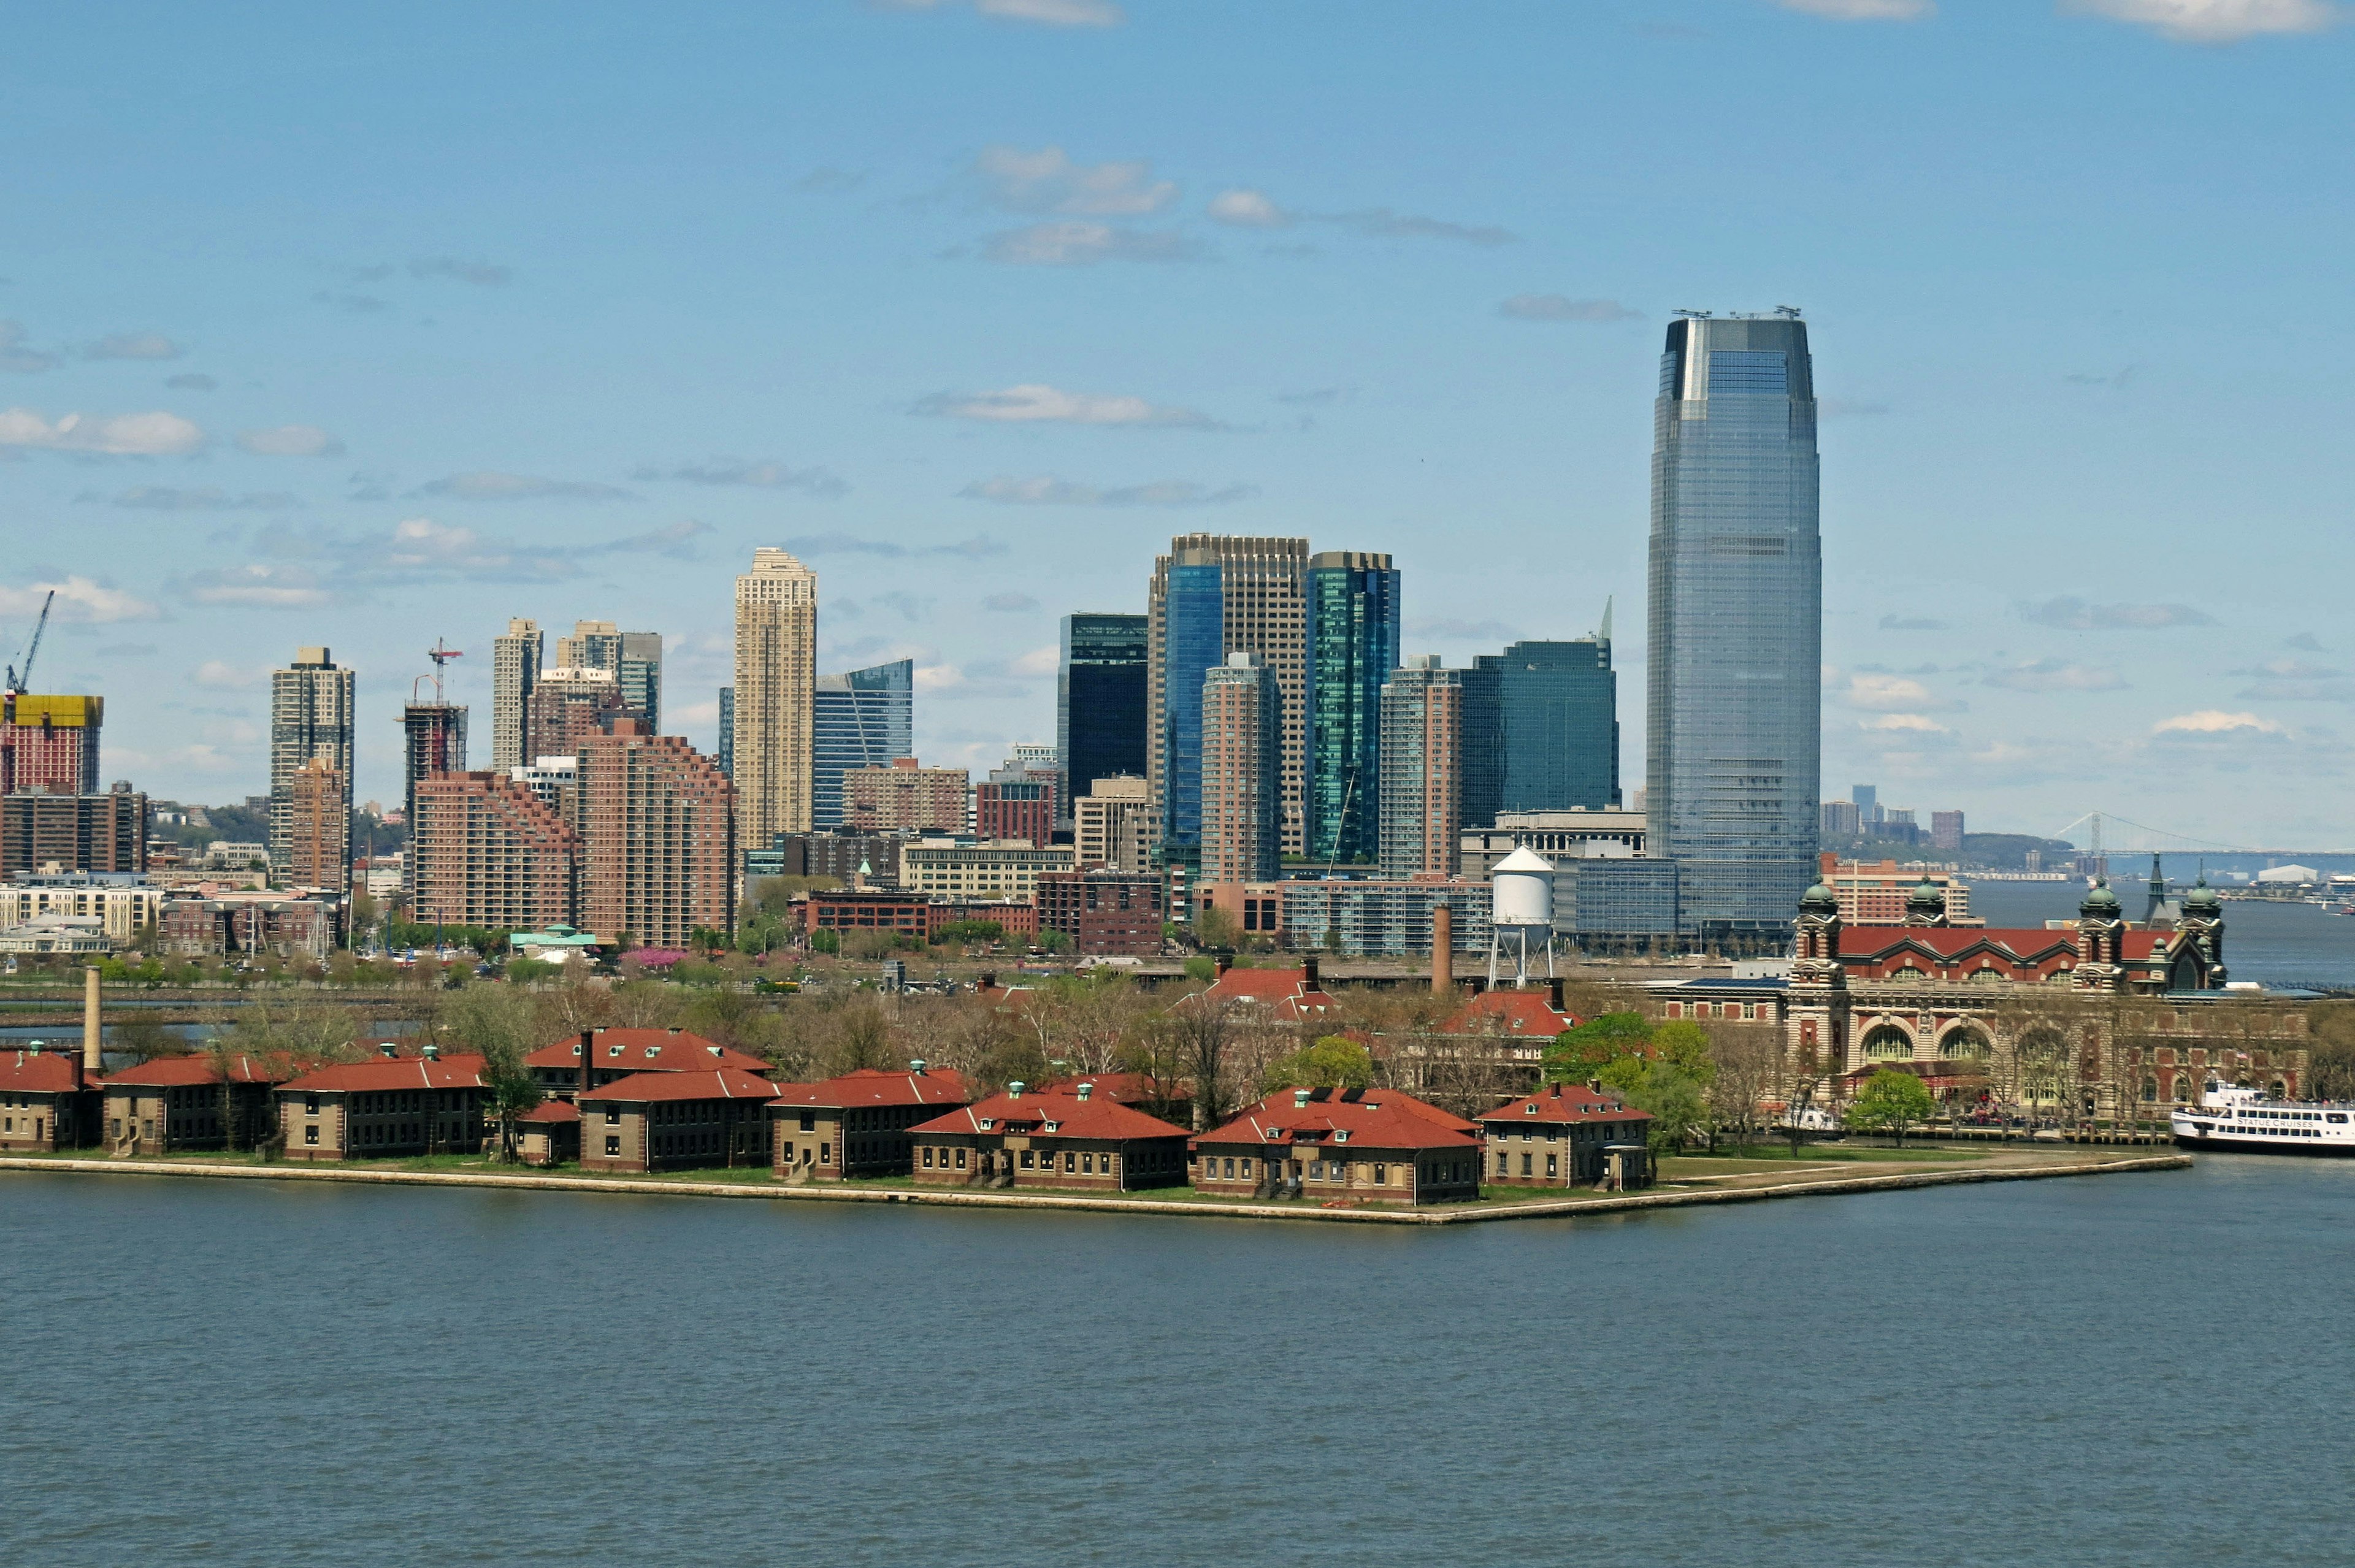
407, 256, 511, 286
237, 424, 343, 457
2066, 0, 2337, 44
1777, 0, 1934, 18
171, 562, 332, 609
1878, 614, 1948, 631
632, 457, 847, 497
1322, 208, 1515, 246
1982, 659, 2128, 692
169, 516, 711, 607
0, 407, 204, 456
879, 0, 1124, 26
958, 475, 1256, 507
984, 592, 1040, 612
2021, 595, 2213, 630
0, 321, 58, 373
81, 485, 299, 512
974, 144, 1173, 215
912, 383, 1220, 428
192, 660, 271, 689
782, 532, 1007, 560
1498, 294, 1640, 323
981, 222, 1200, 265
2154, 709, 2284, 735
166, 373, 218, 392
411, 470, 635, 502
1841, 672, 1963, 710
1406, 616, 1519, 641
85, 331, 182, 361
2231, 658, 2354, 701
1206, 189, 1292, 228
0, 574, 161, 622
1861, 713, 1953, 733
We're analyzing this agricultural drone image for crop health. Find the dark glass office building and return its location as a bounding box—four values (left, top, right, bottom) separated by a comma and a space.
1647, 312, 1821, 941
1057, 613, 1147, 827
1306, 552, 1399, 865
1156, 567, 1223, 868
811, 659, 913, 831
1458, 638, 1618, 827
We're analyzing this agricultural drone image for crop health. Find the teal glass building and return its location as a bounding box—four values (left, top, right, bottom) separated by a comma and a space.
1458, 637, 1619, 827
1058, 613, 1147, 821
811, 659, 913, 831
1157, 565, 1223, 868
1305, 551, 1398, 865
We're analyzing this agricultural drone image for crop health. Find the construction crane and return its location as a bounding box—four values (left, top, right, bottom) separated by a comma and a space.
5, 589, 55, 692
411, 638, 464, 704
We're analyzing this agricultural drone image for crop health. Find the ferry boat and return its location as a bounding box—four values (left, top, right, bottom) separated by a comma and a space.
2172, 1080, 2355, 1154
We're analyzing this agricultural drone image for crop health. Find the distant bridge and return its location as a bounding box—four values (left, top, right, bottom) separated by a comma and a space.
2046, 812, 2355, 862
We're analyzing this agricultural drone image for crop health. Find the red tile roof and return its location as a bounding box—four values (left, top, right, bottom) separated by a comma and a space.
1837, 928, 2078, 962
1478, 1082, 1652, 1128
278, 1054, 490, 1094
102, 1054, 286, 1088
1, 1050, 88, 1094
519, 1099, 581, 1123
1189, 965, 1339, 1020
1037, 1072, 1185, 1106
767, 1066, 975, 1111
523, 1028, 767, 1074
579, 1068, 781, 1106
1439, 989, 1576, 1036
1194, 1087, 1482, 1154
911, 1087, 1189, 1142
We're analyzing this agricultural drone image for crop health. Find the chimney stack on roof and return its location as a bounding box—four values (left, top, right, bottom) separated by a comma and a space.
1549, 976, 1566, 1012
1301, 955, 1320, 992
1215, 952, 1232, 976
978, 973, 996, 991
380, 1042, 399, 1058
1432, 905, 1454, 995
578, 1028, 594, 1099
81, 965, 101, 1079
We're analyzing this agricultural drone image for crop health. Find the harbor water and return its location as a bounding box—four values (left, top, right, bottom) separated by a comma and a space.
4, 1155, 2350, 1566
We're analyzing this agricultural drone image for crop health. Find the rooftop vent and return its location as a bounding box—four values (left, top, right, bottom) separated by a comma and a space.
1293, 1088, 1312, 1109
378, 1043, 398, 1058
608, 1044, 625, 1057
909, 1059, 927, 1074
667, 1027, 681, 1035
422, 1043, 440, 1060
1008, 1081, 1025, 1099
1076, 1082, 1093, 1101
572, 1044, 583, 1057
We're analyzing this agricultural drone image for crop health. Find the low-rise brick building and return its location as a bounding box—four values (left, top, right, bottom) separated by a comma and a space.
1477, 1081, 1654, 1187
102, 1054, 287, 1154
768, 1063, 974, 1179
0, 1047, 101, 1151
909, 1080, 1190, 1191
516, 1098, 581, 1167
275, 1049, 491, 1161
523, 1027, 770, 1101
579, 1067, 778, 1173
1036, 870, 1165, 956
797, 887, 933, 942
1191, 1085, 1484, 1206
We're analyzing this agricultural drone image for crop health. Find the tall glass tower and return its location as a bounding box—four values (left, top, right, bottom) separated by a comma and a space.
811, 659, 913, 830
1647, 312, 1821, 943
1306, 551, 1398, 865
1058, 613, 1148, 827
1458, 635, 1618, 827
1157, 564, 1223, 870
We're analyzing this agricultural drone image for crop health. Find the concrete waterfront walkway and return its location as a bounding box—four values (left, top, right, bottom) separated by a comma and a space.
0, 1150, 2190, 1226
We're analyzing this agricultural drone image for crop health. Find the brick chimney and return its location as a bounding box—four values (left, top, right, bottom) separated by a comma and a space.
1301, 955, 1320, 992
82, 965, 102, 1078
1549, 976, 1566, 1013
1215, 952, 1233, 976
1431, 905, 1453, 995
578, 1027, 594, 1100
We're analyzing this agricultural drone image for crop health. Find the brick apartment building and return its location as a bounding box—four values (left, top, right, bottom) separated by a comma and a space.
275, 1049, 491, 1161
411, 771, 580, 933
769, 1063, 975, 1179
908, 1080, 1190, 1191
1477, 1082, 1653, 1188
1036, 870, 1165, 956
844, 757, 968, 834
579, 1067, 779, 1173
578, 721, 736, 950
796, 887, 934, 942
1, 694, 102, 796
973, 778, 1054, 847
102, 1054, 288, 1154
0, 786, 146, 877
1190, 1086, 1484, 1206
285, 757, 349, 895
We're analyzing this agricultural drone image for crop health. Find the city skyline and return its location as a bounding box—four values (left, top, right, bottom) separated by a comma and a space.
4, 4, 2351, 844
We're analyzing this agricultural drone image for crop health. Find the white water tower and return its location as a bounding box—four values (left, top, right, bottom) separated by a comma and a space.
1488, 845, 1557, 987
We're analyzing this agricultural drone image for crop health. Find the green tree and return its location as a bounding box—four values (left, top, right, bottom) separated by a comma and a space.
1183, 954, 1216, 982
112, 1012, 188, 1065
1037, 928, 1073, 955
1262, 1034, 1374, 1093
1542, 1012, 1655, 1082
809, 928, 841, 955
1847, 1069, 1936, 1146
438, 984, 543, 1160
1599, 1058, 1708, 1155
1192, 904, 1241, 952
1648, 1019, 1718, 1084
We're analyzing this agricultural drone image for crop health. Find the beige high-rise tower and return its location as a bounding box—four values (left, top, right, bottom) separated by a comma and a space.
733, 547, 818, 843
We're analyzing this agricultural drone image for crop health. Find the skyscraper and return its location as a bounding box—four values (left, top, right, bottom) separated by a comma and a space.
412, 770, 579, 933
1057, 613, 1147, 828
527, 668, 625, 760
578, 721, 736, 949
1200, 652, 1281, 885
1378, 655, 1461, 879
491, 618, 542, 771
1647, 312, 1822, 940
1, 694, 102, 797
1147, 535, 1309, 858
1306, 551, 1399, 865
269, 648, 354, 882
1152, 559, 1222, 869
716, 688, 733, 780
812, 658, 913, 830
286, 757, 351, 897
1458, 634, 1618, 828
733, 547, 818, 844
555, 620, 665, 732
400, 702, 468, 901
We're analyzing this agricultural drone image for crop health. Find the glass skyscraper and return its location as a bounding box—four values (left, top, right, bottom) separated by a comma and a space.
1458, 636, 1618, 827
1156, 564, 1223, 868
1058, 613, 1147, 825
1306, 551, 1398, 865
1647, 312, 1821, 941
811, 659, 913, 831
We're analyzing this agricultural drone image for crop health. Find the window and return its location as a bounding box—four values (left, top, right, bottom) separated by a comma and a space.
305, 1126, 320, 1145
1546, 1153, 1558, 1177
1081, 1152, 1093, 1173
605, 1107, 621, 1125
1374, 1163, 1387, 1184
1019, 1150, 1035, 1169
821, 1142, 833, 1164
605, 1136, 621, 1156
1222, 1157, 1235, 1179
305, 1094, 320, 1114
1063, 1151, 1077, 1172
799, 1112, 816, 1133
922, 1146, 934, 1168
1521, 1153, 1533, 1176
1496, 1152, 1508, 1176
955, 1148, 967, 1169
1240, 1158, 1252, 1178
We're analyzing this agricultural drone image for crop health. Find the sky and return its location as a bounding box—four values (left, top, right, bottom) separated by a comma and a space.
2, 0, 2349, 847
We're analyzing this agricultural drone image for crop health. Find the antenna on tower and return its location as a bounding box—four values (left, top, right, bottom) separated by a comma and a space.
1774, 305, 1803, 318
1596, 595, 1614, 644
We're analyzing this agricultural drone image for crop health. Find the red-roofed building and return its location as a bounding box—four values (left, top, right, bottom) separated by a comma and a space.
524, 1027, 770, 1101
579, 1068, 779, 1174
516, 1098, 580, 1168
1477, 1080, 1654, 1188
0, 1047, 101, 1151
101, 1052, 289, 1155
908, 1080, 1190, 1191
1178, 955, 1341, 1022
1038, 1071, 1190, 1128
275, 1050, 491, 1162
1438, 982, 1577, 1039
767, 1063, 975, 1180
1190, 1085, 1482, 1206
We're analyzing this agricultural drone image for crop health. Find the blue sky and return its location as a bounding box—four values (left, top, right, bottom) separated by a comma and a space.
3, 0, 2349, 845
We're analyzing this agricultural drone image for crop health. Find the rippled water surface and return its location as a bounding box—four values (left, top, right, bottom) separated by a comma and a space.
5, 1157, 2352, 1566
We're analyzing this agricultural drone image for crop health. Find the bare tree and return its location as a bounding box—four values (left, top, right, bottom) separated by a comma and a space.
1155, 997, 1241, 1130
1706, 1025, 1778, 1155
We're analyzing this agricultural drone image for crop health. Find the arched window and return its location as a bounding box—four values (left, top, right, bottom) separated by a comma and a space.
2141, 1077, 2158, 1102
1939, 1027, 1989, 1061
2170, 1074, 2192, 1103
1861, 1025, 1915, 1061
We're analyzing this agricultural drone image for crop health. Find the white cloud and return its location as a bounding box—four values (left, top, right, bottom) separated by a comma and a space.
2021, 595, 2213, 630
87, 486, 299, 511
2154, 710, 2284, 735
1207, 189, 1292, 228
1862, 713, 1952, 732
86, 332, 183, 361
632, 458, 847, 496
192, 660, 270, 689
0, 574, 161, 623
1878, 613, 1948, 631
1010, 645, 1060, 678
1982, 659, 2129, 692
881, 0, 1124, 25
1779, 0, 1933, 17
411, 470, 634, 501
237, 424, 344, 457
1499, 294, 1641, 323
1323, 208, 1515, 246
959, 475, 1256, 507
1841, 672, 1956, 710
913, 383, 1219, 428
0, 321, 58, 373
975, 145, 1174, 215
2066, 0, 2337, 42
0, 407, 204, 456
982, 221, 1197, 265
172, 562, 333, 608
914, 663, 967, 693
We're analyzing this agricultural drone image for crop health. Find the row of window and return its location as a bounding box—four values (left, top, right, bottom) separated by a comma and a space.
1501, 1152, 1561, 1177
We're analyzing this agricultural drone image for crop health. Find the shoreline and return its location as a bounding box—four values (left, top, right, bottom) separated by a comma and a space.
0, 1151, 2192, 1226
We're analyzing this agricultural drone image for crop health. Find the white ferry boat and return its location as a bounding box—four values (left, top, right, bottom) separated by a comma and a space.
2171, 1080, 2355, 1154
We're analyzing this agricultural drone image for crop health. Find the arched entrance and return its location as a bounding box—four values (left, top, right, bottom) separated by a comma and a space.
1861, 1024, 1915, 1062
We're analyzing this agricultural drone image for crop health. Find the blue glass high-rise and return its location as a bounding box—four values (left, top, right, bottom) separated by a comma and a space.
1647, 312, 1821, 942
1458, 636, 1618, 827
811, 659, 913, 831
1058, 613, 1147, 826
1157, 564, 1223, 868
1306, 551, 1398, 865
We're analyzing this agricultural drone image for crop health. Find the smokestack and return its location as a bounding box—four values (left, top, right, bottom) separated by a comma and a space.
1215, 952, 1232, 976
83, 966, 102, 1077
1549, 975, 1566, 1013
578, 1027, 594, 1100
1431, 906, 1453, 995
1301, 955, 1320, 992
